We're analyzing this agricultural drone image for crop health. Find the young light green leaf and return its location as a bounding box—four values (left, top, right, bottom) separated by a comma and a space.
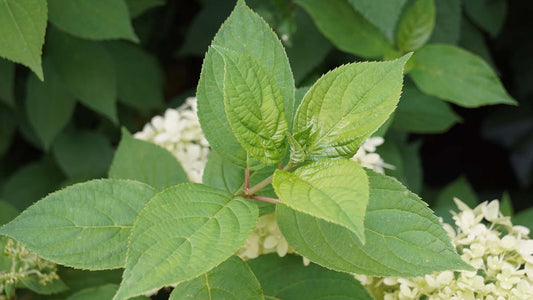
297, 0, 393, 58
109, 128, 188, 190
347, 0, 406, 37
0, 59, 14, 106
26, 58, 76, 149
294, 55, 410, 161
410, 45, 516, 107
170, 256, 264, 300
52, 130, 114, 179
0, 0, 46, 80
214, 46, 288, 165
248, 254, 372, 300
114, 184, 258, 300
397, 0, 436, 52
47, 28, 118, 123
429, 0, 461, 44
66, 284, 149, 300
48, 0, 138, 42
126, 0, 164, 18
286, 133, 306, 164
0, 179, 156, 270
273, 159, 369, 243
106, 42, 164, 110
391, 82, 461, 133
277, 170, 471, 277
464, 0, 507, 38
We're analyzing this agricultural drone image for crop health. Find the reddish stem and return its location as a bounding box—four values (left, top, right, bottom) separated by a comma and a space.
249, 195, 281, 204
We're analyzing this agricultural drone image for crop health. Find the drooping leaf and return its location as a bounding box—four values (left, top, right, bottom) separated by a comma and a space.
58, 268, 122, 295
20, 275, 68, 295
249, 254, 372, 300
114, 184, 258, 300
0, 179, 156, 270
391, 82, 461, 133
25, 58, 76, 149
0, 59, 14, 106
429, 0, 461, 44
397, 0, 436, 52
170, 256, 264, 300
215, 46, 288, 165
464, 0, 507, 38
294, 55, 410, 161
273, 159, 369, 243
410, 45, 517, 107
277, 170, 470, 277
66, 284, 149, 300
297, 0, 393, 58
106, 41, 164, 110
47, 28, 118, 123
126, 0, 164, 18
109, 128, 188, 190
347, 0, 406, 38
197, 0, 294, 167
52, 130, 114, 179
48, 0, 138, 42
0, 0, 46, 80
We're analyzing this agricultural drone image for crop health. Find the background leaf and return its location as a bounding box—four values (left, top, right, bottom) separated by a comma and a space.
429, 0, 461, 44
0, 58, 14, 106
0, 105, 16, 158
397, 0, 436, 52
0, 179, 156, 270
126, 0, 164, 18
347, 0, 406, 38
66, 284, 149, 300
464, 0, 507, 38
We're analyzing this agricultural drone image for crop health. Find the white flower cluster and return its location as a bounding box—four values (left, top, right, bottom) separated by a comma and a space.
1, 239, 59, 297
352, 136, 394, 174
357, 198, 533, 300
134, 97, 209, 183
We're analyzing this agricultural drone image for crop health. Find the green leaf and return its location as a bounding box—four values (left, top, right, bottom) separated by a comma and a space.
0, 201, 18, 225
274, 159, 368, 243
347, 0, 406, 37
25, 58, 76, 149
170, 256, 264, 300
214, 46, 288, 165
48, 0, 138, 42
297, 0, 393, 58
66, 284, 149, 300
47, 28, 118, 123
277, 170, 470, 276
0, 58, 15, 106
0, 104, 16, 158
126, 0, 164, 18
410, 44, 517, 107
114, 183, 258, 300
52, 130, 114, 179
109, 128, 188, 190
500, 191, 513, 217
1, 159, 64, 210
203, 151, 245, 195
435, 176, 478, 208
0, 179, 156, 270
391, 82, 461, 133
377, 139, 423, 194
513, 208, 533, 231
429, 0, 461, 44
294, 55, 410, 161
249, 254, 372, 300
197, 0, 294, 167
0, 0, 46, 80
397, 0, 435, 52
20, 275, 68, 295
464, 0, 507, 38
58, 268, 123, 294
106, 41, 164, 110
460, 19, 495, 67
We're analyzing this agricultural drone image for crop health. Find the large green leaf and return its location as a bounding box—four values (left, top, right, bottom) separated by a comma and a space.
0, 179, 156, 270
215, 46, 288, 165
26, 58, 76, 149
277, 170, 470, 277
47, 28, 118, 123
464, 0, 507, 38
109, 129, 188, 190
170, 256, 264, 300
203, 151, 244, 195
297, 0, 393, 58
197, 0, 294, 167
0, 58, 14, 106
429, 0, 461, 44
0, 0, 46, 80
347, 0, 406, 37
52, 130, 114, 179
410, 44, 517, 107
391, 82, 461, 133
114, 184, 258, 300
126, 0, 164, 18
66, 284, 149, 300
397, 0, 435, 52
293, 55, 410, 161
273, 159, 369, 243
48, 0, 138, 42
249, 254, 372, 300
106, 42, 163, 110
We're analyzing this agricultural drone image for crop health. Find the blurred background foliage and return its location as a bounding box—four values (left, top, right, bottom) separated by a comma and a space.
0, 0, 532, 266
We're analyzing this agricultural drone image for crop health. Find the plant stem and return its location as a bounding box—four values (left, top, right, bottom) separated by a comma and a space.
244, 161, 296, 196
244, 168, 250, 192
249, 195, 281, 204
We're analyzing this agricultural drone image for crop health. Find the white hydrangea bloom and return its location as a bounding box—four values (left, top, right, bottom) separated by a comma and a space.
356, 198, 533, 300
134, 97, 209, 183
352, 137, 394, 174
